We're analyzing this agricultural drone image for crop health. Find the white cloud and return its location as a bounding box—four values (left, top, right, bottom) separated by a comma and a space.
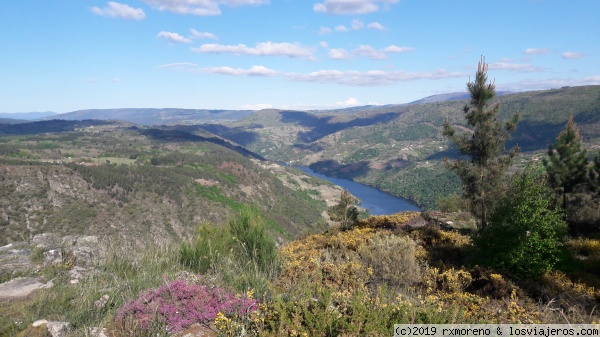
353, 45, 386, 60
319, 41, 329, 48
524, 48, 549, 55
329, 48, 351, 60
327, 44, 413, 60
142, 0, 269, 16
367, 21, 386, 30
190, 29, 217, 40
489, 62, 544, 72
160, 62, 466, 86
562, 51, 585, 59
286, 68, 465, 86
201, 65, 278, 76
240, 103, 273, 110
335, 25, 349, 32
157, 31, 192, 44
351, 19, 364, 30
319, 27, 333, 34
335, 97, 361, 107
314, 0, 399, 14
158, 62, 198, 69
322, 19, 385, 34
92, 2, 145, 20
112, 78, 123, 83
383, 45, 415, 53
192, 41, 315, 59
500, 76, 600, 92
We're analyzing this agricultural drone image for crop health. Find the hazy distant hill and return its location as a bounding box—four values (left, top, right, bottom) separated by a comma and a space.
0, 118, 28, 124
48, 108, 253, 125
0, 111, 58, 120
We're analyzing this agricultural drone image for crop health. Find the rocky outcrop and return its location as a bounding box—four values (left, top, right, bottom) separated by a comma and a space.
0, 233, 104, 300
0, 242, 35, 275
0, 277, 53, 301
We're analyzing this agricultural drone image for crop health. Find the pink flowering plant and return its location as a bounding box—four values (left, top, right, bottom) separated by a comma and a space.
116, 279, 259, 333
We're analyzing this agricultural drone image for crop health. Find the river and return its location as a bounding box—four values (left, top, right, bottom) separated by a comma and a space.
296, 166, 421, 215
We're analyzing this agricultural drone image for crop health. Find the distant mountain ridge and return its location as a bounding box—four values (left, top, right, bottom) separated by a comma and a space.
0, 111, 58, 120
44, 108, 253, 125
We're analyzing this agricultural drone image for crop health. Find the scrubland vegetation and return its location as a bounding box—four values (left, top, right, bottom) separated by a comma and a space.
2, 66, 600, 336
2, 208, 600, 336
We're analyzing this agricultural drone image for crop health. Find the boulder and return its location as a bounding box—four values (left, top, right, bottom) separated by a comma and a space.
32, 233, 62, 250
0, 277, 52, 301
46, 321, 70, 337
43, 249, 63, 267
0, 242, 35, 275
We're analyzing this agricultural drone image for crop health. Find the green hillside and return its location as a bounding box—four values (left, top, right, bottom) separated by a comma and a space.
203, 85, 600, 208
0, 120, 331, 246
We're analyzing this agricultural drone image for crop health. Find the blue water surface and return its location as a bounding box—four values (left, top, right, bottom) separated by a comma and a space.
297, 166, 421, 215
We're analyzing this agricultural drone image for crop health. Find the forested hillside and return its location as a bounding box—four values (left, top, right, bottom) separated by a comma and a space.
202, 85, 600, 208
0, 120, 332, 246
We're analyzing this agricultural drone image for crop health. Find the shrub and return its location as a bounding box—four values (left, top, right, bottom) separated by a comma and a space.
180, 207, 279, 296
115, 279, 258, 334
358, 233, 421, 291
180, 223, 230, 274
229, 206, 277, 273
475, 166, 568, 278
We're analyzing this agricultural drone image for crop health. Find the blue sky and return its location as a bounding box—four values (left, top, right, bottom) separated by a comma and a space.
1, 0, 599, 113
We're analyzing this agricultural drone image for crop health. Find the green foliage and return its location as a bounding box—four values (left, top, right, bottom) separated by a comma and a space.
475, 167, 568, 278
229, 206, 278, 273
436, 194, 467, 213
179, 207, 279, 296
180, 223, 230, 273
327, 189, 359, 230
543, 116, 588, 209
589, 152, 600, 196
443, 57, 520, 229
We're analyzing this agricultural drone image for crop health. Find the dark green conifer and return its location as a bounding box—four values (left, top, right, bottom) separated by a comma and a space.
589, 153, 600, 196
443, 57, 520, 230
543, 116, 588, 210
327, 189, 359, 230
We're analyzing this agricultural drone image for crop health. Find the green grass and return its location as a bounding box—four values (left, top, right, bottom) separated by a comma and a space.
0, 243, 182, 336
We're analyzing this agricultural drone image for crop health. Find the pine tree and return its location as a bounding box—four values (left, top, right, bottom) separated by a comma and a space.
590, 153, 600, 196
327, 189, 359, 230
543, 116, 588, 210
443, 57, 520, 230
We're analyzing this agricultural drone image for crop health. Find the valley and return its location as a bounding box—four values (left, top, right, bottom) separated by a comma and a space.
0, 120, 342, 246
1, 85, 600, 336
199, 85, 600, 208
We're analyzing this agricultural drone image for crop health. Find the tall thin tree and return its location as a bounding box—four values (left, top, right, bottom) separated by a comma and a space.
443, 57, 520, 229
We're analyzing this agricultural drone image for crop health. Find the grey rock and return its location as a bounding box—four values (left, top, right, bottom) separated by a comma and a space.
70, 246, 95, 266
88, 327, 109, 337
46, 321, 70, 337
32, 233, 62, 250
0, 277, 49, 300
0, 242, 35, 275
94, 294, 110, 309
43, 249, 63, 267
32, 319, 48, 327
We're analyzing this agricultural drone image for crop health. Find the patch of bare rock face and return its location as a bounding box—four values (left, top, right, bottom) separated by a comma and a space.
0, 233, 103, 289
0, 277, 53, 301
0, 233, 108, 336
